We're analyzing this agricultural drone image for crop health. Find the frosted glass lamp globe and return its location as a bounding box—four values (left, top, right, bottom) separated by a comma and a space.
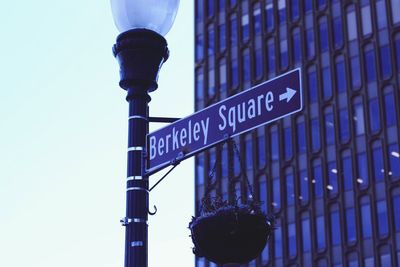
111, 0, 180, 36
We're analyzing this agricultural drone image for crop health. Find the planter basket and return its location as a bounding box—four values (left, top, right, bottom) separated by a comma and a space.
189, 204, 274, 264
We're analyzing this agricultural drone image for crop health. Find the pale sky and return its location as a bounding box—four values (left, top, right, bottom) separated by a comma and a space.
0, 1, 194, 266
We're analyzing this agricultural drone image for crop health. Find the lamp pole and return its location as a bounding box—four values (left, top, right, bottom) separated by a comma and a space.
110, 1, 180, 267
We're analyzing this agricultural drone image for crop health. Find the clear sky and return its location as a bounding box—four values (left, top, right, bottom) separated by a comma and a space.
0, 1, 194, 266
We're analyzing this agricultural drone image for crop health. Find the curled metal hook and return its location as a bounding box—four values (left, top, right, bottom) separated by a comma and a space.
148, 205, 158, 216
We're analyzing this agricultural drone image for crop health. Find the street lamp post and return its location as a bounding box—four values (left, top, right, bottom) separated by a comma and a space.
110, 1, 180, 266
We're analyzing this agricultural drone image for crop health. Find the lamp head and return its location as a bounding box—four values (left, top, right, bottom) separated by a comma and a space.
111, 0, 180, 36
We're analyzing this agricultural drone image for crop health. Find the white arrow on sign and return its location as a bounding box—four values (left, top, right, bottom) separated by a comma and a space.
279, 87, 297, 103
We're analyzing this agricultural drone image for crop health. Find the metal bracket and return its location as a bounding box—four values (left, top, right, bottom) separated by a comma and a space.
120, 217, 147, 226
148, 117, 180, 123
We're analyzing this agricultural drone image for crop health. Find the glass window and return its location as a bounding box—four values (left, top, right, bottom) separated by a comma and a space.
377, 200, 389, 236
274, 221, 283, 258
325, 109, 335, 146
297, 119, 307, 154
393, 194, 400, 231
286, 168, 295, 206
230, 0, 237, 8
219, 58, 227, 98
304, 0, 312, 13
306, 28, 315, 59
376, 0, 388, 29
330, 210, 342, 245
267, 38, 276, 76
288, 223, 297, 257
353, 99, 365, 136
346, 208, 357, 243
253, 4, 262, 35
241, 14, 250, 42
333, 17, 343, 49
313, 160, 323, 198
272, 176, 281, 210
369, 98, 381, 134
221, 146, 228, 178
265, 1, 274, 33
293, 28, 302, 64
322, 67, 332, 100
196, 257, 205, 267
219, 0, 226, 12
319, 17, 329, 52
271, 127, 279, 161
312, 119, 321, 152
380, 45, 392, 79
195, 68, 204, 101
347, 6, 358, 41
196, 154, 205, 185
230, 58, 238, 88
291, 0, 299, 21
259, 177, 268, 213
218, 24, 226, 52
391, 0, 400, 24
257, 135, 266, 168
372, 141, 385, 182
380, 247, 392, 267
196, 1, 204, 22
284, 126, 293, 160
335, 56, 347, 93
261, 244, 269, 264
384, 89, 397, 127
254, 48, 263, 79
245, 137, 253, 169
318, 0, 326, 10
351, 56, 361, 89
396, 34, 400, 70
339, 109, 350, 143
357, 152, 369, 188
316, 215, 326, 251
328, 162, 338, 196
364, 45, 377, 83
361, 199, 373, 238
300, 170, 309, 204
230, 15, 238, 46
195, 34, 204, 62
208, 68, 215, 97
308, 67, 318, 103
242, 48, 251, 84
388, 143, 400, 179
207, 25, 214, 56
302, 215, 311, 252
278, 0, 286, 24
361, 5, 372, 36
280, 39, 288, 69
207, 0, 214, 17
342, 151, 354, 191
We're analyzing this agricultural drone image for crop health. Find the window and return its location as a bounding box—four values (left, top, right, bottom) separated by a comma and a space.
380, 45, 392, 79
219, 0, 226, 13
304, 0, 312, 13
280, 38, 288, 69
306, 28, 315, 59
328, 161, 338, 197
330, 209, 342, 245
369, 98, 381, 134
245, 137, 253, 170
253, 4, 262, 36
242, 48, 251, 85
312, 119, 321, 152
230, 15, 238, 46
241, 8, 249, 42
339, 109, 350, 143
364, 45, 377, 83
350, 56, 361, 89
372, 141, 384, 182
357, 152, 369, 188
300, 170, 309, 204
302, 214, 311, 252
333, 17, 343, 49
272, 176, 281, 210
379, 246, 392, 267
219, 58, 227, 98
393, 193, 400, 231
196, 154, 205, 185
274, 221, 283, 258
221, 146, 228, 178
271, 127, 279, 161
207, 0, 214, 17
259, 176, 268, 213
297, 119, 307, 154
313, 159, 323, 198
322, 67, 332, 100
377, 200, 389, 237
335, 56, 347, 93
196, 258, 205, 267
316, 215, 326, 251
353, 98, 365, 136
230, 58, 238, 88
207, 25, 215, 56
196, 1, 204, 22
319, 17, 329, 52
325, 108, 335, 146
396, 34, 400, 70
195, 34, 204, 62
208, 68, 215, 98
288, 223, 297, 257
265, 0, 274, 33
257, 134, 266, 168
361, 198, 373, 238
230, 0, 237, 8
342, 150, 354, 191
376, 0, 388, 29
308, 67, 318, 103
278, 0, 286, 24
267, 38, 276, 76
293, 28, 302, 65
291, 0, 299, 21
286, 168, 295, 206
391, 0, 400, 24
254, 47, 263, 79
284, 126, 293, 160
347, 6, 358, 41
218, 24, 226, 52
361, 4, 372, 36
346, 208, 357, 243
388, 143, 400, 179
195, 68, 204, 101
384, 89, 397, 127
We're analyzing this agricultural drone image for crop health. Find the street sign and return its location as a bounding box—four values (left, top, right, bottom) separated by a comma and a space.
146, 68, 303, 173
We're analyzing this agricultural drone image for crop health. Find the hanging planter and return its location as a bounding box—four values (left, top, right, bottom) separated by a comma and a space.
189, 198, 274, 264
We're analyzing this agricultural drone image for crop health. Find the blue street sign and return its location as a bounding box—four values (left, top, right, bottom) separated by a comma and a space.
146, 68, 303, 173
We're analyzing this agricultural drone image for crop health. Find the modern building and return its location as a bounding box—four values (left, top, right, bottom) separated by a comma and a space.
194, 0, 400, 266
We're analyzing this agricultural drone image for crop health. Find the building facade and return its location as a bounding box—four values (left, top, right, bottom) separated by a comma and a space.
194, 0, 400, 266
